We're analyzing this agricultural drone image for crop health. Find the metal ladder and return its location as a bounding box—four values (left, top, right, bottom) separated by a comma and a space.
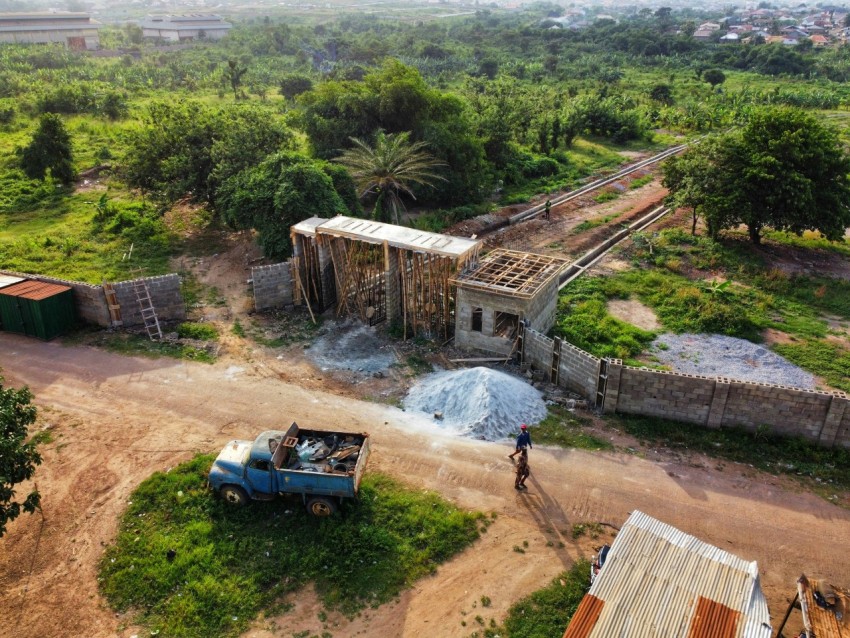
131, 275, 162, 340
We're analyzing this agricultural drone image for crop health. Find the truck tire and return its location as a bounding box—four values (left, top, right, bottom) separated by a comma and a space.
307, 496, 337, 517
220, 485, 249, 506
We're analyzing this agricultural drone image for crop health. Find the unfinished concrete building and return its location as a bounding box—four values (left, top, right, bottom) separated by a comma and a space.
452, 249, 570, 356
291, 216, 480, 339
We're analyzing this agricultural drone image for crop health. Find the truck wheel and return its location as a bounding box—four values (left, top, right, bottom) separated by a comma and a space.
220, 485, 249, 506
307, 497, 337, 517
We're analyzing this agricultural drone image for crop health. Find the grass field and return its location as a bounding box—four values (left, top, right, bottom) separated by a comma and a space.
99, 455, 486, 638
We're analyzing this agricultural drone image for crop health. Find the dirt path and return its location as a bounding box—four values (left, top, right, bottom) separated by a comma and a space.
1, 334, 849, 637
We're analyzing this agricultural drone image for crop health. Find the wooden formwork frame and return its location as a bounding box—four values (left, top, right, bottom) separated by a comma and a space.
315, 234, 477, 341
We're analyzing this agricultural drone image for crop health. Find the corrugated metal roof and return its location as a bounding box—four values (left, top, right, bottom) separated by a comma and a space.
563, 511, 772, 638
563, 595, 604, 638
314, 215, 480, 259
0, 274, 25, 289
0, 280, 71, 301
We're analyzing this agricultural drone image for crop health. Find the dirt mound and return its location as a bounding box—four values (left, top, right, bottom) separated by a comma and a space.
403, 367, 547, 440
307, 320, 397, 374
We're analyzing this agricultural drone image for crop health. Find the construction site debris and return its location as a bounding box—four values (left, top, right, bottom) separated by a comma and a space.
306, 319, 397, 374
404, 367, 547, 440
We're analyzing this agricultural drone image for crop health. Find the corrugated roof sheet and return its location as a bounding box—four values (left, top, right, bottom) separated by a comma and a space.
0, 274, 25, 289
563, 595, 604, 638
313, 215, 480, 258
0, 280, 71, 301
563, 511, 772, 638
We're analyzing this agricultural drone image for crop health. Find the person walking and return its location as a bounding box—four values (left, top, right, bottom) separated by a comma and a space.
515, 448, 530, 490
544, 199, 551, 221
508, 423, 532, 460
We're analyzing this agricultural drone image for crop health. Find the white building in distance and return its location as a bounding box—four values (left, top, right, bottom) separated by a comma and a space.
140, 14, 232, 42
0, 12, 101, 49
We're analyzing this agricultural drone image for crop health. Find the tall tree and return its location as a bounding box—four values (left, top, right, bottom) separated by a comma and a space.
663, 107, 850, 244
0, 378, 41, 538
20, 113, 75, 184
224, 60, 248, 99
334, 131, 445, 225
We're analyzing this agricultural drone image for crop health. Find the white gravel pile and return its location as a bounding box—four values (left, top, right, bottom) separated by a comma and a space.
650, 333, 816, 389
404, 367, 547, 440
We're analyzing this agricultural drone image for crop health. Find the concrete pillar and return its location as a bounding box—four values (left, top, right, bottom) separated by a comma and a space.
706, 377, 731, 429
384, 243, 401, 324
602, 358, 623, 414
819, 393, 848, 448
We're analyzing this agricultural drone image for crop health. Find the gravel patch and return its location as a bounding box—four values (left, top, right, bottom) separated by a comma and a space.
306, 320, 397, 374
650, 333, 816, 389
404, 367, 547, 440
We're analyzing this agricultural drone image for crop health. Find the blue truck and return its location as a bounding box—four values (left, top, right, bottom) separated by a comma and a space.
208, 422, 370, 516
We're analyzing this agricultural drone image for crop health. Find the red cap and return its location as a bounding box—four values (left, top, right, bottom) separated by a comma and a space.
521, 424, 527, 429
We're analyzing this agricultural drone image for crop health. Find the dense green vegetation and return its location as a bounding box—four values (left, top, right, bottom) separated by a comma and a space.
4, 4, 850, 280
663, 107, 850, 243
0, 377, 41, 538
100, 455, 485, 638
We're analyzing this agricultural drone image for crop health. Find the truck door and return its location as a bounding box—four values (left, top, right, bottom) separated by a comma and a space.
246, 459, 273, 494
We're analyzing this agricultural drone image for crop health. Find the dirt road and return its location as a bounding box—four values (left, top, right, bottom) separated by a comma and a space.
1, 334, 849, 637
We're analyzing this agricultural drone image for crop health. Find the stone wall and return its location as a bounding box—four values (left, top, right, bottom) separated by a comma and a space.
519, 324, 850, 448
252, 261, 294, 311
113, 274, 186, 326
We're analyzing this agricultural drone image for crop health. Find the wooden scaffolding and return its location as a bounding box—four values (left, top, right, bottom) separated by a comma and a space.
291, 216, 480, 340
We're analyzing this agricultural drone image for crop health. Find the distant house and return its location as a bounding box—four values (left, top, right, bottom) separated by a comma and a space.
693, 29, 716, 40
720, 32, 740, 42
562, 511, 772, 638
698, 21, 722, 31
0, 12, 101, 49
140, 14, 232, 42
811, 34, 830, 46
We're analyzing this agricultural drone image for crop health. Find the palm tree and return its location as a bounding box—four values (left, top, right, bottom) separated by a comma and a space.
334, 131, 446, 225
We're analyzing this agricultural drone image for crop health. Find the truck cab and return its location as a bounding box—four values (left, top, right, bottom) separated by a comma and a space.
209, 422, 370, 516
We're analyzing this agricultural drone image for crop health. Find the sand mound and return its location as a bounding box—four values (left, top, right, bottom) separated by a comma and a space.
404, 367, 547, 440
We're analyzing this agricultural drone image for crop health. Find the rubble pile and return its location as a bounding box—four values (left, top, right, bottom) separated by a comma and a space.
404, 367, 547, 440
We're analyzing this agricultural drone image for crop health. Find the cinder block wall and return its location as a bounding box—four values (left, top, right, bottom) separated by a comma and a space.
520, 324, 850, 448
113, 274, 186, 326
523, 329, 553, 371
557, 340, 600, 399
615, 367, 716, 424
252, 261, 294, 311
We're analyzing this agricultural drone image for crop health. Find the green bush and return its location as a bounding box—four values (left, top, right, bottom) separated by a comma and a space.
177, 322, 219, 341
99, 457, 484, 637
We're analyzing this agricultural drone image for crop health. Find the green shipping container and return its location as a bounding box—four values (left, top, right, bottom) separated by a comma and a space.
0, 280, 75, 341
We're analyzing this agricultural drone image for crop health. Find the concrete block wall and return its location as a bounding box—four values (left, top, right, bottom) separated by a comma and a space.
557, 339, 601, 399
614, 367, 716, 425
721, 382, 835, 440
252, 261, 294, 311
518, 323, 850, 449
113, 274, 186, 327
524, 329, 554, 372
